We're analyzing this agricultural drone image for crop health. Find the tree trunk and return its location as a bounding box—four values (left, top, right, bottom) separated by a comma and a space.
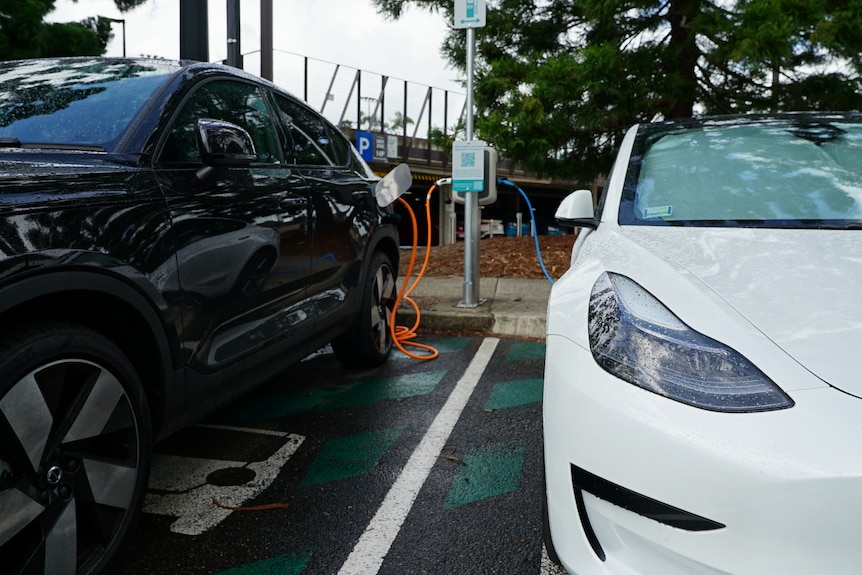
665, 0, 701, 118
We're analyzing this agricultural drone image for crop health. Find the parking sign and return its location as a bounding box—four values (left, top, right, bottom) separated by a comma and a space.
356, 131, 373, 161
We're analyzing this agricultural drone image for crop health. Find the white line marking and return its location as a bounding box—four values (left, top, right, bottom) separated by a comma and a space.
144, 430, 304, 535
337, 337, 500, 575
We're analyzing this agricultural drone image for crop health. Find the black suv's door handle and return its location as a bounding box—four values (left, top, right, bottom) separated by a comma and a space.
350, 190, 370, 204
279, 198, 306, 209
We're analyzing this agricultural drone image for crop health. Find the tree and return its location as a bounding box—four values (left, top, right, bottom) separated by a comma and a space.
341, 110, 414, 132
373, 0, 862, 179
388, 110, 414, 132
0, 0, 148, 60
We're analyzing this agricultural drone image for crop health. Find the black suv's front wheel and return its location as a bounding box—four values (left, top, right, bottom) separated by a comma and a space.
333, 252, 397, 367
0, 322, 151, 575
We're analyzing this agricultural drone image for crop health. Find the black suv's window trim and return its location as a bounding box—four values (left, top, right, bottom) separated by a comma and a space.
272, 93, 353, 169
155, 76, 286, 167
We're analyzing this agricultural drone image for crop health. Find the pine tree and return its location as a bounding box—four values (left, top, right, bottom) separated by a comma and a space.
373, 0, 862, 178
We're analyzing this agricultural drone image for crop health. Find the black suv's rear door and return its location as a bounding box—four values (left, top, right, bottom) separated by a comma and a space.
271, 93, 376, 341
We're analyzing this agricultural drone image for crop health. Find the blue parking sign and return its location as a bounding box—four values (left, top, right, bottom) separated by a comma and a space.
356, 131, 373, 162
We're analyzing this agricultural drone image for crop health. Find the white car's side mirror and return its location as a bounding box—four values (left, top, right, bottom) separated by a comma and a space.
375, 163, 413, 207
555, 189, 597, 229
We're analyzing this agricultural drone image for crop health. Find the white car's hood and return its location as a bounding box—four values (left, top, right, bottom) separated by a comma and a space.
621, 226, 862, 395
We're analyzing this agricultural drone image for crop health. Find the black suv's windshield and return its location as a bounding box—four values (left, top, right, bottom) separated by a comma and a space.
620, 116, 862, 229
0, 58, 174, 151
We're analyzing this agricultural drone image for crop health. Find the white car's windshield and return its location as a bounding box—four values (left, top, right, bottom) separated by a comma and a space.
623, 117, 862, 228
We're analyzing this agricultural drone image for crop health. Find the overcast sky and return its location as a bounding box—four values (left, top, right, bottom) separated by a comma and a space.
46, 0, 463, 93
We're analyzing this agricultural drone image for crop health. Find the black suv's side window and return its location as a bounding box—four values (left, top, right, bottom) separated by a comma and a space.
273, 95, 349, 167
161, 80, 281, 164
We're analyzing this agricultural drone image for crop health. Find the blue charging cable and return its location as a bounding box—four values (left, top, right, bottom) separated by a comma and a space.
497, 177, 555, 285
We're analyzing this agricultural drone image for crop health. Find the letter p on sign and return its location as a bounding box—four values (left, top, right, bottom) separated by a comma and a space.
356, 131, 373, 161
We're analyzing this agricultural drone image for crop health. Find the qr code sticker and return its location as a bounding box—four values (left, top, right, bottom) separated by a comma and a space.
461, 151, 476, 168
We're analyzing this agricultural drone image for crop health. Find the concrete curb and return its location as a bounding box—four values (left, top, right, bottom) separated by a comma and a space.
394, 277, 551, 340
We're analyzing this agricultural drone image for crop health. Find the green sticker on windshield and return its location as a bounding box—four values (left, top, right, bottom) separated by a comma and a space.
643, 205, 673, 219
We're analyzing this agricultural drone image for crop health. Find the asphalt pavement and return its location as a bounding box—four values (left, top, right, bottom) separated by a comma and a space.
120, 334, 552, 575
395, 277, 553, 340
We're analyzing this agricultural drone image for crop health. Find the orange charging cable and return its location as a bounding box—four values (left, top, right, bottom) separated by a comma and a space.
389, 183, 440, 360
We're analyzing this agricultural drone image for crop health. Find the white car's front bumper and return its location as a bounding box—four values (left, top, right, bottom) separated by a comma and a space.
544, 333, 862, 575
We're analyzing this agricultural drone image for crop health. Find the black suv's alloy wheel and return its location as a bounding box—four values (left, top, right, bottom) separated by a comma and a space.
0, 322, 150, 575
333, 252, 397, 367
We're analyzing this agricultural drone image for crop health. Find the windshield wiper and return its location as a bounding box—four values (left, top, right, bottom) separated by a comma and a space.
787, 123, 847, 145
813, 222, 862, 230
0, 140, 106, 152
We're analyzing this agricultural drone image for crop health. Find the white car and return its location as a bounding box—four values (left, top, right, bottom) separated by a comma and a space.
543, 113, 862, 574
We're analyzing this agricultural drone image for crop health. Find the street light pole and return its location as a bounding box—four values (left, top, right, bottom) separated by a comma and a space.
102, 17, 126, 57
119, 19, 125, 57
226, 0, 242, 68
260, 0, 273, 80
179, 0, 209, 62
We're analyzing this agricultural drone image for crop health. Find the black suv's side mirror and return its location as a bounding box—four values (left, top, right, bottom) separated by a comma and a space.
195, 118, 257, 166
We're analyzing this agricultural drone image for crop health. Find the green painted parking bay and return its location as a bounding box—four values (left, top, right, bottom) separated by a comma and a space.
486, 378, 544, 411
224, 370, 447, 421
124, 336, 548, 574
445, 439, 528, 509
215, 548, 313, 575
301, 427, 405, 486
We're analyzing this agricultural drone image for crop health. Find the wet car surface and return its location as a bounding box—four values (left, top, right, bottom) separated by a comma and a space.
0, 57, 405, 574
544, 113, 862, 574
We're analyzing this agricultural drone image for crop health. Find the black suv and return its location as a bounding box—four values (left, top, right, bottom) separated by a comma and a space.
0, 57, 408, 574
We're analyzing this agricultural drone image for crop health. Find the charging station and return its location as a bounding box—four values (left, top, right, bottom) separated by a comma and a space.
452, 147, 498, 206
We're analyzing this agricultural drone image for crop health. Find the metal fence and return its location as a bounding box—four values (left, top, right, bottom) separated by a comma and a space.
240, 49, 592, 193
242, 49, 467, 143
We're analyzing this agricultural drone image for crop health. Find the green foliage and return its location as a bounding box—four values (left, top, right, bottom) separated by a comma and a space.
388, 110, 414, 132
342, 110, 414, 133
39, 18, 108, 58
373, 0, 862, 180
428, 119, 464, 151
0, 0, 147, 60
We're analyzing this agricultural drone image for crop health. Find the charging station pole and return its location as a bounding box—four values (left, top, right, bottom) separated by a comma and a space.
453, 0, 486, 307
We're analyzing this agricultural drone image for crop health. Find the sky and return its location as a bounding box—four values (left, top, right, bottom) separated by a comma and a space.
47, 0, 461, 90
46, 1, 468, 134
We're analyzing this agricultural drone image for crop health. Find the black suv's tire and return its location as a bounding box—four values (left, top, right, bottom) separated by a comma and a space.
332, 252, 397, 367
0, 321, 151, 575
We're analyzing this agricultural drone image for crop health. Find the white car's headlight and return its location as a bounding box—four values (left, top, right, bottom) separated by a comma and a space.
588, 272, 793, 412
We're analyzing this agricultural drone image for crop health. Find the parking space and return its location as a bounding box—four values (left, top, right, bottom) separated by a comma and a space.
116, 335, 555, 575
